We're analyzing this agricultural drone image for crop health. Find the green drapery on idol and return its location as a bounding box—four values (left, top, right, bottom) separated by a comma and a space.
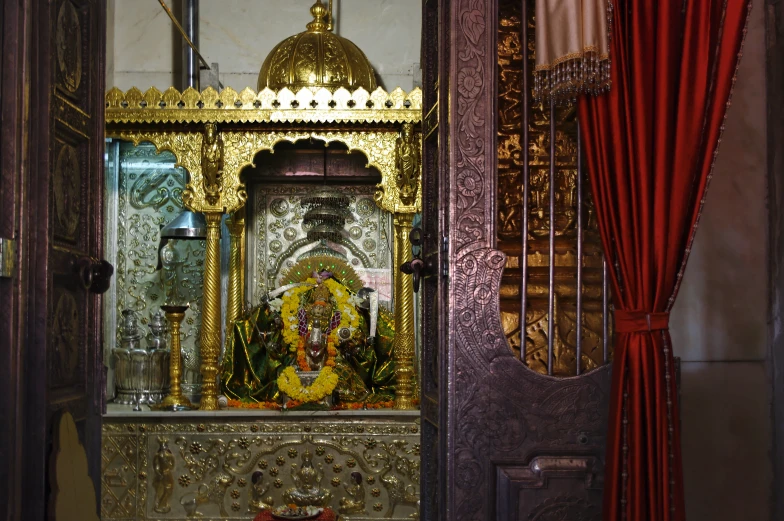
220, 294, 396, 405
220, 305, 293, 403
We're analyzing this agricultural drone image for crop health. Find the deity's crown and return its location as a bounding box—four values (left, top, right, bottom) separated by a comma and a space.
310, 283, 331, 307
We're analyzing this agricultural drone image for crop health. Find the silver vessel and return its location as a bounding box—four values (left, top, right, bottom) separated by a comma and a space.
114, 310, 170, 405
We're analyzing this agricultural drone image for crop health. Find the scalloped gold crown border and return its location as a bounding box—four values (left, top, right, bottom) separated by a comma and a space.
106, 86, 422, 125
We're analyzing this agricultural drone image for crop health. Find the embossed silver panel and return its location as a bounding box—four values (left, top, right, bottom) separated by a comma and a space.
104, 142, 205, 399
249, 184, 393, 305
101, 413, 420, 520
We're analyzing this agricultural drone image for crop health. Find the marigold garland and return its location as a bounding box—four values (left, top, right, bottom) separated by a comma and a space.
277, 366, 339, 403
295, 338, 310, 371
279, 278, 359, 355
273, 276, 364, 403
226, 398, 411, 411
226, 399, 397, 410
333, 401, 395, 410
226, 399, 281, 410
280, 284, 312, 351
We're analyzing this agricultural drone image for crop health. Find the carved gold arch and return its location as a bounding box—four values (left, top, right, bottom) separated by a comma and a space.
223, 130, 421, 214
107, 129, 420, 216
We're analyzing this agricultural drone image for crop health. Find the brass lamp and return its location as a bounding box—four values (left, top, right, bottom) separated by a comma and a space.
158, 302, 193, 410
154, 210, 206, 411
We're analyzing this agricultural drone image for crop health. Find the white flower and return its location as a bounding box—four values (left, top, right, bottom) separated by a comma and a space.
268, 298, 284, 313
334, 289, 344, 297
343, 306, 352, 315
289, 324, 297, 331
348, 295, 362, 307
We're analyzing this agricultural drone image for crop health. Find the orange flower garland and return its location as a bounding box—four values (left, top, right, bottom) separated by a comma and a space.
333, 400, 395, 410
326, 343, 337, 367
226, 398, 307, 410
226, 398, 414, 411
295, 337, 336, 371
226, 399, 281, 410
296, 338, 309, 371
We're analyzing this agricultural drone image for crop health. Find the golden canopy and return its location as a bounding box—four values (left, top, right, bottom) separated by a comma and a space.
257, 0, 378, 92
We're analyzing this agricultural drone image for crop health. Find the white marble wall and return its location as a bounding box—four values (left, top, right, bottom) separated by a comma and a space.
669, 3, 771, 520
106, 0, 422, 92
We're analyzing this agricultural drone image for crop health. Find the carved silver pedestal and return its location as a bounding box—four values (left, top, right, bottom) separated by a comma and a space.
101, 409, 420, 521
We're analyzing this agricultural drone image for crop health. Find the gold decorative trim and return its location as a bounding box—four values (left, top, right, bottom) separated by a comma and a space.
109, 130, 248, 214
106, 84, 424, 413
186, 129, 419, 215
106, 86, 422, 125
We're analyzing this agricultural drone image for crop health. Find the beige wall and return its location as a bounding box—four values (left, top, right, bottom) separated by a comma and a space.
106, 0, 422, 92
669, 3, 771, 519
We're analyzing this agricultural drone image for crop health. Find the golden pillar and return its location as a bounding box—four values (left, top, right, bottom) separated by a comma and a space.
239, 210, 246, 311
388, 122, 421, 410
199, 212, 223, 410
226, 207, 246, 335
393, 213, 417, 409
159, 305, 193, 409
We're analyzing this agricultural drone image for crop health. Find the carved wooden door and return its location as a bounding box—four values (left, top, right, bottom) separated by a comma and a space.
19, 0, 108, 519
421, 1, 612, 520
419, 0, 449, 519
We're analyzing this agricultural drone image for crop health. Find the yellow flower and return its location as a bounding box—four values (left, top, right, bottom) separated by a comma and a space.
277, 366, 338, 403
280, 285, 310, 349
274, 279, 365, 404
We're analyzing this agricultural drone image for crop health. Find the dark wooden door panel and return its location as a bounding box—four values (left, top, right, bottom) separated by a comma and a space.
11, 0, 107, 519
0, 2, 25, 519
420, 0, 448, 520
48, 0, 107, 508
496, 456, 603, 521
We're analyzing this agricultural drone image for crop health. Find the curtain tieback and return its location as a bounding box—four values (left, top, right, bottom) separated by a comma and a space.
614, 310, 670, 333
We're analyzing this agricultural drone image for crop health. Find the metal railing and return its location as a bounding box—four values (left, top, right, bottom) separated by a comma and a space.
498, 0, 612, 376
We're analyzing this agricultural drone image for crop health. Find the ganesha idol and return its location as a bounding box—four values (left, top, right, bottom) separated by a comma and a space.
220, 257, 395, 406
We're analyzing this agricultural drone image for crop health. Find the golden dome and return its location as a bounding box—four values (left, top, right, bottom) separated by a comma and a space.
257, 0, 377, 92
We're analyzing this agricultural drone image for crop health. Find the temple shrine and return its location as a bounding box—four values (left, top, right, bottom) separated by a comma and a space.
102, 2, 422, 519
0, 1, 772, 521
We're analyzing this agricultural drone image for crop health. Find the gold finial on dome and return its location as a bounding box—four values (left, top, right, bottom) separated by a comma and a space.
257, 0, 378, 92
306, 0, 329, 32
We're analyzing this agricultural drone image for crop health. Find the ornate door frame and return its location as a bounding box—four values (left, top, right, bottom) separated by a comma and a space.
422, 1, 612, 520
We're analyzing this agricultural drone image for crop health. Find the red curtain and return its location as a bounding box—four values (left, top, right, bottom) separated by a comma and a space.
577, 0, 751, 520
